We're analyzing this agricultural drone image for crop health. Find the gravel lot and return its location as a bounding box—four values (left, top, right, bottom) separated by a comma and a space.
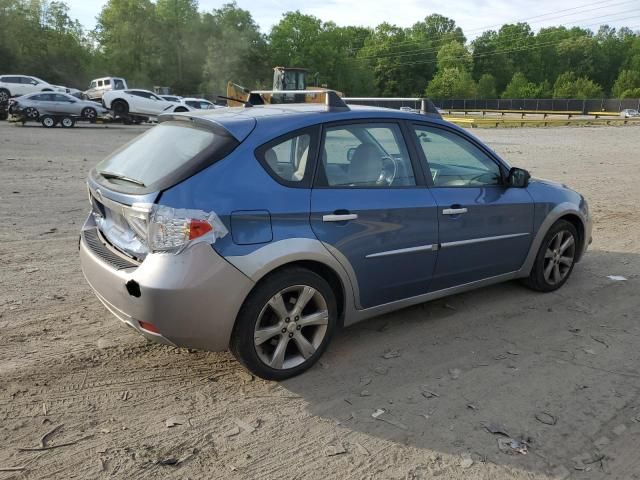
1, 121, 639, 479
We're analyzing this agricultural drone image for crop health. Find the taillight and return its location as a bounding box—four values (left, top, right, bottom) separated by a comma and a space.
188, 219, 213, 240
139, 321, 160, 334
136, 204, 227, 254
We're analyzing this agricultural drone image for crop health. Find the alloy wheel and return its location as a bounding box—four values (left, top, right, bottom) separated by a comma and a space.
25, 107, 39, 119
543, 230, 576, 285
253, 285, 329, 370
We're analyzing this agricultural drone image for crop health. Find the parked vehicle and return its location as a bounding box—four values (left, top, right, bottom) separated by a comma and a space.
10, 92, 109, 127
620, 108, 640, 118
11, 92, 109, 119
80, 91, 591, 380
0, 75, 66, 102
183, 97, 218, 110
161, 96, 218, 110
102, 89, 189, 116
85, 77, 127, 101
160, 95, 182, 103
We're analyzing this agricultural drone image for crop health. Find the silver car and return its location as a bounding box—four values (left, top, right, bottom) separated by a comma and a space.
10, 92, 108, 122
620, 108, 640, 118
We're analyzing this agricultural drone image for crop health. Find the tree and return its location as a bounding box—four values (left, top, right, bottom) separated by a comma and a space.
477, 73, 497, 98
436, 41, 472, 71
425, 67, 476, 98
95, 0, 159, 86
612, 69, 640, 98
501, 72, 545, 98
155, 0, 201, 91
553, 71, 603, 98
201, 3, 268, 95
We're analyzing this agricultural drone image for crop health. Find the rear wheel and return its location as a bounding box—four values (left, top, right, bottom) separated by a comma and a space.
41, 115, 57, 128
60, 116, 75, 128
230, 268, 337, 380
112, 100, 128, 115
174, 106, 188, 112
0, 88, 9, 103
523, 220, 578, 292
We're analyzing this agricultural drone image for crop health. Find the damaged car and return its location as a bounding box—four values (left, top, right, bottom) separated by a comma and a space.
80, 91, 592, 380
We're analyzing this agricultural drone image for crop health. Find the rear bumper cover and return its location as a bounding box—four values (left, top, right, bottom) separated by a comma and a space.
79, 216, 254, 351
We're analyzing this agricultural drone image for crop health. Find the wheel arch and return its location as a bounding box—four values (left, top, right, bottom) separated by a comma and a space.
557, 213, 586, 261
257, 260, 346, 325
224, 239, 356, 327
519, 203, 589, 276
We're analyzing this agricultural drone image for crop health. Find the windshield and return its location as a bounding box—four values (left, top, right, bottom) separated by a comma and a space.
96, 122, 217, 188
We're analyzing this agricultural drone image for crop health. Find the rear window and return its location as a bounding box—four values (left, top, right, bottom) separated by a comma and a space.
95, 121, 234, 191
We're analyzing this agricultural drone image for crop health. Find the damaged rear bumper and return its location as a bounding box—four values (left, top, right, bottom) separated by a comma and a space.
79, 215, 254, 351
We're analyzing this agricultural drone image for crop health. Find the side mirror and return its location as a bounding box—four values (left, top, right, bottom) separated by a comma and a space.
347, 147, 357, 162
507, 167, 530, 188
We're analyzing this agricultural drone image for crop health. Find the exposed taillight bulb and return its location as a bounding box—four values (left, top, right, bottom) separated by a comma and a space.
187, 219, 213, 240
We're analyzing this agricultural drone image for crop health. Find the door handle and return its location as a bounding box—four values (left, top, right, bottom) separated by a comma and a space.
322, 213, 358, 222
442, 207, 468, 215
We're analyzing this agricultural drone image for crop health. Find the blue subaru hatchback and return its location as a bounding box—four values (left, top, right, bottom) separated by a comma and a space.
80, 92, 591, 380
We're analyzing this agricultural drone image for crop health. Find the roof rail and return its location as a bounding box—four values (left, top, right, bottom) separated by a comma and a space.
249, 89, 349, 111
342, 97, 442, 119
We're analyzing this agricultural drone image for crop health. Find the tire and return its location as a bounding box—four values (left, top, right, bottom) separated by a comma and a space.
60, 116, 75, 128
112, 100, 129, 115
523, 219, 579, 292
81, 107, 97, 122
41, 115, 57, 128
24, 107, 39, 120
230, 267, 337, 380
0, 88, 9, 103
174, 106, 188, 112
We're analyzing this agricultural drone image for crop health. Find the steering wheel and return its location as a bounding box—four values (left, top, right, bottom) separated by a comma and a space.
377, 156, 398, 186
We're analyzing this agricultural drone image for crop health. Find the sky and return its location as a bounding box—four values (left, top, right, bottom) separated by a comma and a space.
66, 0, 640, 38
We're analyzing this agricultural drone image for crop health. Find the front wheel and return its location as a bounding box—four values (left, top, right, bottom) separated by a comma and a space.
24, 107, 39, 120
230, 268, 337, 380
523, 220, 578, 292
0, 88, 9, 103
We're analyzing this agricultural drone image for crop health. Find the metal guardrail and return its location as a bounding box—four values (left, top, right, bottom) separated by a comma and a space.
433, 98, 640, 114
443, 116, 640, 128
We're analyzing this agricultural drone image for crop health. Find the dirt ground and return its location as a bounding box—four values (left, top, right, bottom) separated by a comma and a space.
1, 121, 639, 480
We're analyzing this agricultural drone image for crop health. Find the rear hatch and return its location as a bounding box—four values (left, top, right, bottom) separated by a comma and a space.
87, 114, 255, 261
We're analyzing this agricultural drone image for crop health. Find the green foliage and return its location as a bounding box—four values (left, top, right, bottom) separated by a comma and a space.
501, 72, 546, 98
425, 67, 476, 99
1, 1, 639, 99
0, 0, 91, 87
437, 41, 472, 71
200, 3, 269, 95
612, 70, 640, 98
477, 73, 497, 98
553, 71, 603, 99
269, 11, 374, 95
